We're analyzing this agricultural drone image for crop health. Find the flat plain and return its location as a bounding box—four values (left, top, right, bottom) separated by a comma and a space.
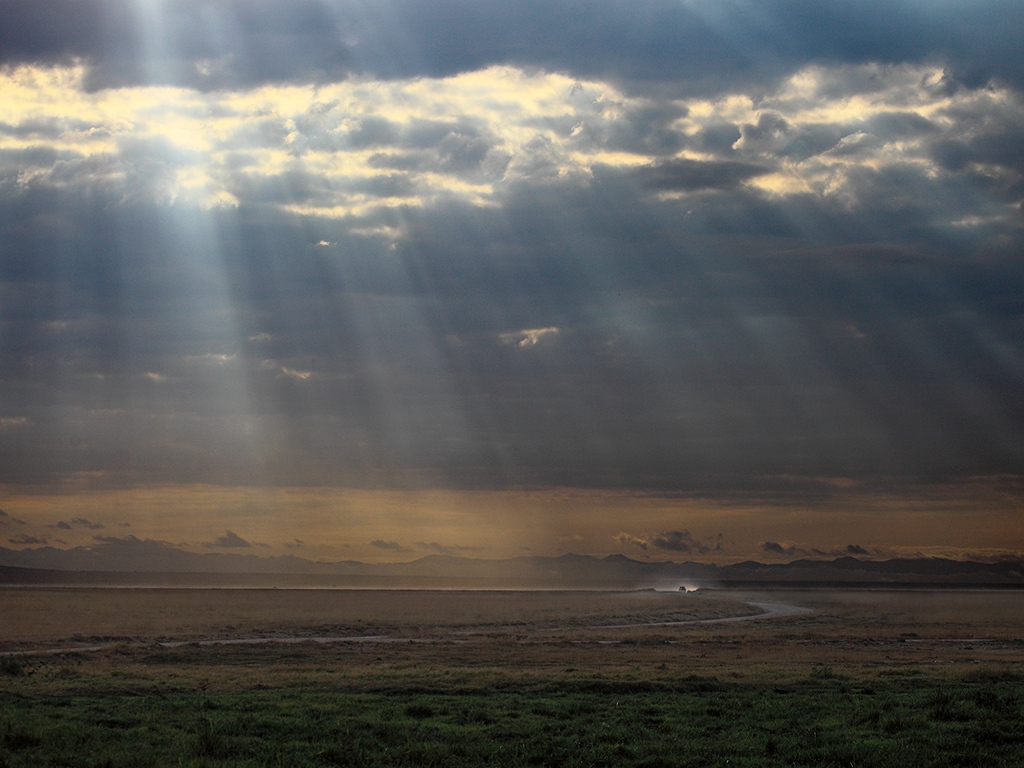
1, 587, 1023, 766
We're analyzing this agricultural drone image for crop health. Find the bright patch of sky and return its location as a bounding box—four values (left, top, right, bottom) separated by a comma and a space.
4, 61, 1017, 230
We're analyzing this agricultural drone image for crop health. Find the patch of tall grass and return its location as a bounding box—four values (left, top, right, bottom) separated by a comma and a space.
1, 650, 1023, 767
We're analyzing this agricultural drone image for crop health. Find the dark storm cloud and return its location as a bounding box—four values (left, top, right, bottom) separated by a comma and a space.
2, 0, 1024, 497
205, 530, 253, 548
54, 517, 105, 530
652, 530, 710, 554
694, 123, 742, 156
635, 158, 769, 192
3, 0, 1024, 93
618, 532, 722, 554
213, 117, 503, 212
234, 114, 499, 175
9, 534, 48, 546
227, 169, 416, 207
561, 100, 690, 158
331, 117, 402, 151
928, 101, 1024, 184
2, 143, 1023, 492
738, 109, 942, 166
417, 541, 485, 555
762, 541, 886, 559
370, 539, 411, 552
0, 117, 104, 141
866, 112, 940, 141
0, 0, 355, 90
0, 511, 26, 526
761, 541, 823, 558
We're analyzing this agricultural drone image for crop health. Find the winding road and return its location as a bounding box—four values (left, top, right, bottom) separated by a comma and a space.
597, 600, 813, 629
1, 597, 814, 656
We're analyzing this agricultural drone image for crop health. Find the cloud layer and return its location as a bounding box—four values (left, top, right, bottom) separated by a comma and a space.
2, 58, 1020, 491
4, 0, 1024, 95
0, 0, 1021, 559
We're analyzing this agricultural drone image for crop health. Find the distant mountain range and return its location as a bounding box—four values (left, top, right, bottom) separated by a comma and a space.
1, 537, 1022, 588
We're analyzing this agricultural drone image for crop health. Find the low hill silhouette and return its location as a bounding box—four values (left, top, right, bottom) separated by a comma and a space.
1, 538, 1022, 588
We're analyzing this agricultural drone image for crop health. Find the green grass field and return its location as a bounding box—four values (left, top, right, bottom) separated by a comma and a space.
2, 650, 1023, 767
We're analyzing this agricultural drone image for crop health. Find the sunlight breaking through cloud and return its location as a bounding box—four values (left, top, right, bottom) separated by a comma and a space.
4, 62, 1020, 230
2, 0, 1023, 563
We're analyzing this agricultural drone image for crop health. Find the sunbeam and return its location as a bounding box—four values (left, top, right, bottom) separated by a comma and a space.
0, 0, 1022, 566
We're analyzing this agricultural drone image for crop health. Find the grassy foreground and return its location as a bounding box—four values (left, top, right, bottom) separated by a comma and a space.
2, 651, 1023, 768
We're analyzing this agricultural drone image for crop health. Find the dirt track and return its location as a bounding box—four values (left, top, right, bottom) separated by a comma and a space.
2, 588, 1022, 678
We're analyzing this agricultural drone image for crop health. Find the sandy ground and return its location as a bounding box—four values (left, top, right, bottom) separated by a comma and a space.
1, 587, 1022, 678
0, 587, 749, 646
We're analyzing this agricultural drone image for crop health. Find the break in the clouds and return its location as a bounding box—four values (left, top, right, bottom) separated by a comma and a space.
0, 0, 1022, 561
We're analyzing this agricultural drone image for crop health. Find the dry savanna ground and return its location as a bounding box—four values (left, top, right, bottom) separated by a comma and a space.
1, 587, 1022, 680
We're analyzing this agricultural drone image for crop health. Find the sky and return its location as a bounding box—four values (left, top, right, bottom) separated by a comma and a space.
1, 0, 1022, 565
